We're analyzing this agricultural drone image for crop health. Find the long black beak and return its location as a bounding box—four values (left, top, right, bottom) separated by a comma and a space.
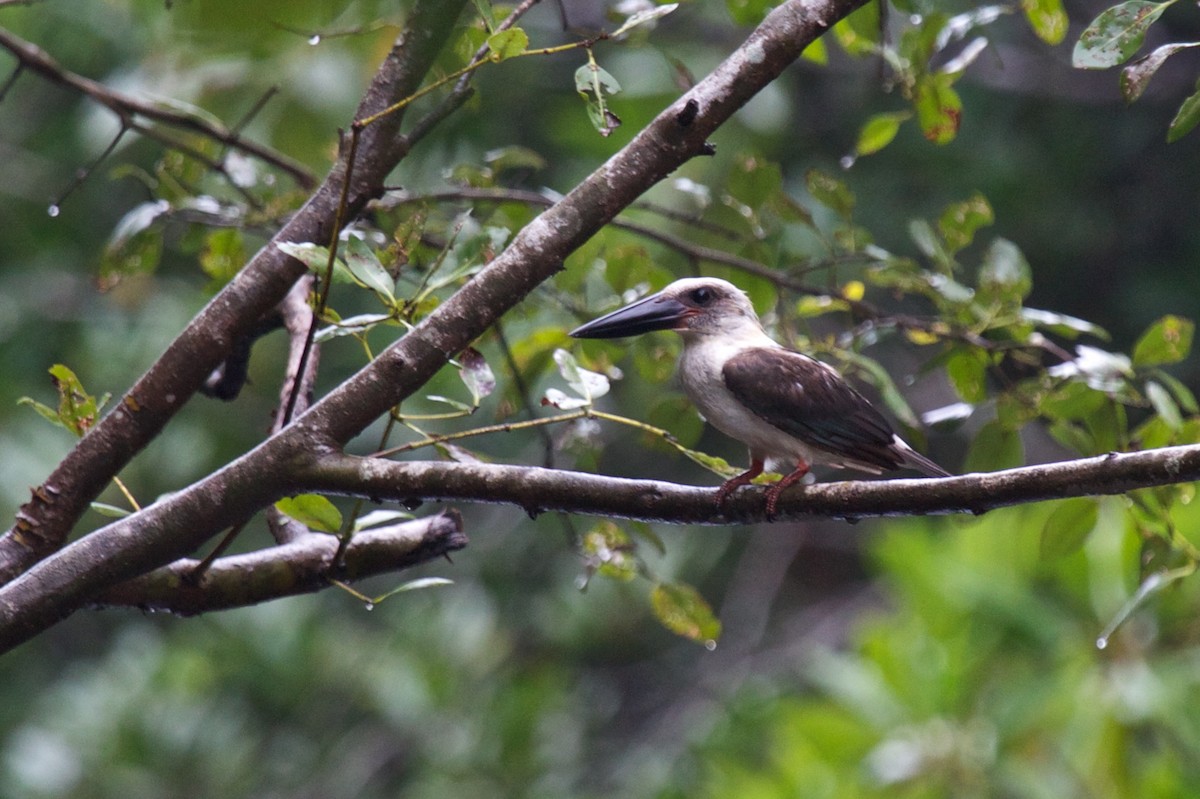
569, 292, 692, 339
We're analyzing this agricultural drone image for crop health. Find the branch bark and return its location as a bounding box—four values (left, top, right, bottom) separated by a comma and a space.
93, 511, 465, 615
303, 445, 1200, 524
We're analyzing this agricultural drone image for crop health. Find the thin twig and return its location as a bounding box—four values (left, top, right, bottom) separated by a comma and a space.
0, 28, 316, 188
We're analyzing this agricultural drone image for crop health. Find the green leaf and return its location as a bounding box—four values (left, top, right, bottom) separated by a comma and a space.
1022, 0, 1068, 44
554, 348, 610, 401
21, 364, 108, 437
964, 419, 1024, 472
275, 494, 343, 534
805, 169, 855, 218
977, 237, 1032, 305
612, 3, 678, 37
575, 61, 622, 137
369, 577, 454, 605
90, 502, 132, 519
581, 521, 638, 583
1132, 315, 1194, 366
831, 1, 880, 56
946, 349, 989, 404
938, 194, 993, 254
199, 228, 246, 289
914, 73, 963, 144
1167, 81, 1200, 142
726, 0, 775, 26
1146, 380, 1183, 430
486, 27, 528, 61
343, 237, 396, 305
650, 582, 721, 646
457, 347, 496, 405
1072, 0, 1172, 69
1097, 564, 1196, 649
1121, 43, 1200, 103
1151, 370, 1199, 414
1040, 497, 1099, 558
854, 112, 911, 157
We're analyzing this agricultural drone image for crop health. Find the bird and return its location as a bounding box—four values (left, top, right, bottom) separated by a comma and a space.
569, 277, 950, 518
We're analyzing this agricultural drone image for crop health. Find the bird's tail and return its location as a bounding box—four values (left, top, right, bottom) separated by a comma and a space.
896, 439, 952, 477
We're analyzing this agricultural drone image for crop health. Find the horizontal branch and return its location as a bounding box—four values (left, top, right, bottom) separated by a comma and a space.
307, 445, 1200, 523
93, 512, 465, 615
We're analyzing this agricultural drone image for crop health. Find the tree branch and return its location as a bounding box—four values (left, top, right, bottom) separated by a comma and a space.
302, 445, 1200, 524
0, 28, 317, 189
93, 511, 465, 615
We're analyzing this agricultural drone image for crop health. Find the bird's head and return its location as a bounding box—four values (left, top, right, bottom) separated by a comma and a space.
569, 277, 762, 341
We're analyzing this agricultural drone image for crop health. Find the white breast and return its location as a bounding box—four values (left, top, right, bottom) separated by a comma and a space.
678, 334, 828, 468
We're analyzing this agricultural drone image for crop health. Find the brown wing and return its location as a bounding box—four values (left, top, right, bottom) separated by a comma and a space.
722, 347, 905, 471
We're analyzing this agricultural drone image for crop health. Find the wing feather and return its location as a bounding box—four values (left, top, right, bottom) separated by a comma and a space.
722, 348, 905, 471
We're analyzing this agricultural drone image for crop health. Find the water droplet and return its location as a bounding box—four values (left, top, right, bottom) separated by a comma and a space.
704, 639, 717, 651
839, 154, 856, 170
401, 497, 422, 511
1096, 636, 1108, 650
308, 34, 321, 45
47, 204, 60, 218
364, 602, 375, 612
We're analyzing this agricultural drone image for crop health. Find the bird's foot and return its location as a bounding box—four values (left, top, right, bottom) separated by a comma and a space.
763, 463, 810, 520
715, 461, 765, 510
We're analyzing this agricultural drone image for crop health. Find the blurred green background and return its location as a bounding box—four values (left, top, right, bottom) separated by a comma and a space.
2, 1, 1199, 796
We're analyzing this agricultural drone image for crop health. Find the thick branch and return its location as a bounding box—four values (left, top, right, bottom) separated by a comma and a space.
302, 445, 1200, 523
94, 511, 465, 615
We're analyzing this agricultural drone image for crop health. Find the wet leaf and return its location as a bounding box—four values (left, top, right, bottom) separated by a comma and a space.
1121, 43, 1200, 103
612, 3, 677, 37
938, 194, 993, 254
486, 27, 528, 61
1072, 0, 1170, 69
1167, 81, 1200, 142
854, 111, 911, 157
554, 348, 610, 401
458, 347, 496, 405
914, 73, 962, 144
964, 419, 1024, 472
1022, 0, 1068, 44
581, 521, 638, 582
805, 169, 855, 218
1146, 380, 1183, 430
275, 494, 343, 534
650, 582, 721, 645
1040, 497, 1099, 558
18, 364, 109, 437
1132, 315, 1193, 366
343, 237, 396, 304
575, 61, 622, 137
978, 237, 1032, 304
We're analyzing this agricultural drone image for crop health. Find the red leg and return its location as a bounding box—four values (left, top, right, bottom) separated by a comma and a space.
765, 461, 810, 520
715, 459, 764, 509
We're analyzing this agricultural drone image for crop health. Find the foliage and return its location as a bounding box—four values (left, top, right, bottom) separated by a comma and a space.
1, 0, 1199, 796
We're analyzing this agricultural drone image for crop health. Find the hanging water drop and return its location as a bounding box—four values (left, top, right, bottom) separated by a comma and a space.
47, 204, 60, 218
1095, 636, 1108, 650
364, 601, 375, 612
308, 34, 321, 46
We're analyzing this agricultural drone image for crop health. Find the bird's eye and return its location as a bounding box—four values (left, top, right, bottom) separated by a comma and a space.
689, 287, 713, 305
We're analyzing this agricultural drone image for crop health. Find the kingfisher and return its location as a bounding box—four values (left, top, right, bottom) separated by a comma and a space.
569, 277, 950, 517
